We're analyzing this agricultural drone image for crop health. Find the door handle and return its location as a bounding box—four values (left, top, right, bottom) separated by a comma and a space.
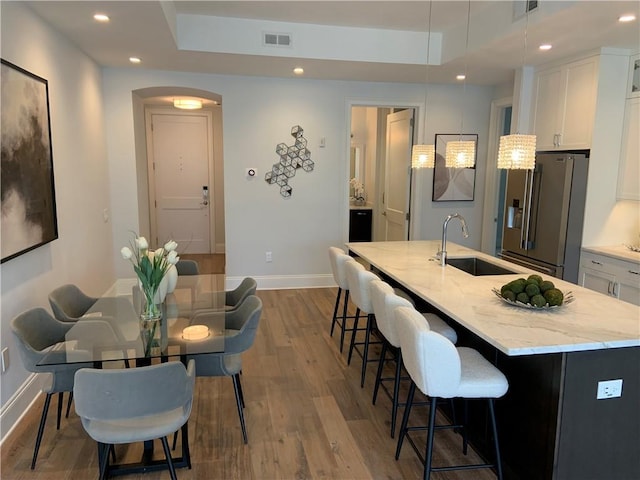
201, 185, 209, 206
382, 211, 387, 216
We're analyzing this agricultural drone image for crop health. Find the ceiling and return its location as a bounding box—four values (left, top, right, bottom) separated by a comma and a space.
22, 1, 640, 86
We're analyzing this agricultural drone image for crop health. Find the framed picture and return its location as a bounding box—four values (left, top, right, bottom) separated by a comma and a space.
432, 133, 477, 202
1, 59, 58, 263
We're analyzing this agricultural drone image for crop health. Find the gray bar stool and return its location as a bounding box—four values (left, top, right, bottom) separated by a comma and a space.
395, 305, 508, 480
327, 247, 356, 352
344, 258, 382, 387
369, 279, 457, 438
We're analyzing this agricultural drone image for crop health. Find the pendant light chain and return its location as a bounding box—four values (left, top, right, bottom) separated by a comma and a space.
460, 0, 471, 139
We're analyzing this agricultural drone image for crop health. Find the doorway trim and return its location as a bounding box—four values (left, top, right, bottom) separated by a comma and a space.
480, 96, 512, 255
345, 99, 421, 243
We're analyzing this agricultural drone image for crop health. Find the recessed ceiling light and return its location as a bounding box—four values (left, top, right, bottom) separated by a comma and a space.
293, 67, 304, 75
129, 57, 141, 64
456, 74, 466, 81
539, 44, 552, 51
93, 13, 109, 22
619, 14, 636, 22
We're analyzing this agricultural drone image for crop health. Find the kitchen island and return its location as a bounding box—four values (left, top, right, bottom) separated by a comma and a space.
347, 240, 640, 480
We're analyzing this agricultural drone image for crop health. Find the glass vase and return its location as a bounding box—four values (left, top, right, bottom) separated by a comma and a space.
140, 288, 162, 357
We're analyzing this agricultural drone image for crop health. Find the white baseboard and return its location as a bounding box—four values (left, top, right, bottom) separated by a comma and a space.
227, 274, 335, 290
0, 373, 45, 445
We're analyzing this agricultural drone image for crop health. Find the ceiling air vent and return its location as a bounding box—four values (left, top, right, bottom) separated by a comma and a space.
513, 0, 539, 20
263, 32, 292, 47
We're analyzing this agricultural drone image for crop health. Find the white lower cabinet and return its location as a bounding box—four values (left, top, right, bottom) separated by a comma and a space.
579, 252, 640, 305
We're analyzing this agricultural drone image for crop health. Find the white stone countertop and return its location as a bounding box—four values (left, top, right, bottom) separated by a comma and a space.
582, 245, 640, 265
347, 241, 640, 356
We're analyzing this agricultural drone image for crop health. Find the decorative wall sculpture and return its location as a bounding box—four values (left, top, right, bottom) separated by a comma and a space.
265, 125, 314, 197
1, 59, 58, 262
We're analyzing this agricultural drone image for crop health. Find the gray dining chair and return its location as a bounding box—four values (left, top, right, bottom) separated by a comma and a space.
11, 308, 93, 469
176, 259, 200, 275
74, 359, 196, 480
48, 284, 98, 322
49, 284, 135, 368
184, 295, 262, 444
225, 277, 257, 310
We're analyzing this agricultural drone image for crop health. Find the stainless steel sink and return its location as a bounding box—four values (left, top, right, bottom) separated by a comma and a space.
446, 257, 517, 276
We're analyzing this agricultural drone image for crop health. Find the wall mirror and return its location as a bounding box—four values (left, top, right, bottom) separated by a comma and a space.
349, 144, 365, 197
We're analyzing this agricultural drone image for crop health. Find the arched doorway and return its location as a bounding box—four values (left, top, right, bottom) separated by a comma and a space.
131, 87, 225, 270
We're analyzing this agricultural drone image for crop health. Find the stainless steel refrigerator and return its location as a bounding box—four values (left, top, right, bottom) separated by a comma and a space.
500, 152, 589, 284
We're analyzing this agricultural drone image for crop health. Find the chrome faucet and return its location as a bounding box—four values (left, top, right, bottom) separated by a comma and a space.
438, 213, 469, 266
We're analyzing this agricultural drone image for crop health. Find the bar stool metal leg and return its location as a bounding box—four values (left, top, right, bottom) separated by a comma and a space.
330, 287, 342, 338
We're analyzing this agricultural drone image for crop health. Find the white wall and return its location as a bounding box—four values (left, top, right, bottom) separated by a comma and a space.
412, 84, 495, 248
102, 70, 494, 288
0, 3, 113, 432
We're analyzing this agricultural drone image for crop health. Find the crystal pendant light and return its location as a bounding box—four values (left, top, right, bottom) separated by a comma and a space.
411, 1, 435, 169
445, 0, 475, 168
497, 134, 536, 169
445, 140, 476, 168
412, 144, 436, 169
497, 4, 536, 170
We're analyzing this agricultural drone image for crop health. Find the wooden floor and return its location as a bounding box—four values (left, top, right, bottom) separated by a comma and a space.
179, 254, 225, 274
1, 288, 497, 480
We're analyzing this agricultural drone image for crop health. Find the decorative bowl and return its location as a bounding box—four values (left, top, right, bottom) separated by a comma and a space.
491, 287, 574, 310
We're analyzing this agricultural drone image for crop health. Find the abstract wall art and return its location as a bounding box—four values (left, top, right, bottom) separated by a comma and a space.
432, 133, 477, 202
1, 59, 58, 262
265, 125, 314, 197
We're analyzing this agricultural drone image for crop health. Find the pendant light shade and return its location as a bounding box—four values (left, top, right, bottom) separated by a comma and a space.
445, 140, 476, 168
412, 144, 435, 169
497, 134, 536, 169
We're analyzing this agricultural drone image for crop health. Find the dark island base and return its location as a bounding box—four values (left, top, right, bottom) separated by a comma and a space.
374, 278, 640, 480
447, 319, 640, 480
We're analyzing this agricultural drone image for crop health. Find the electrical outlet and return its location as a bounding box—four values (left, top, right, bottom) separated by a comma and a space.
103, 208, 109, 223
1, 347, 9, 373
265, 251, 272, 263
597, 379, 623, 399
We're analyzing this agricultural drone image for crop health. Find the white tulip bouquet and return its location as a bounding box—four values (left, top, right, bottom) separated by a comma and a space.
121, 235, 179, 320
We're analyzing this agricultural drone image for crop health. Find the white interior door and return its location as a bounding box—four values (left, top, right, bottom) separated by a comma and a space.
148, 112, 211, 253
383, 109, 413, 241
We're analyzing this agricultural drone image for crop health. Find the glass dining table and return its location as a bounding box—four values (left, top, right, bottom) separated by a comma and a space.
38, 274, 227, 367
37, 274, 227, 477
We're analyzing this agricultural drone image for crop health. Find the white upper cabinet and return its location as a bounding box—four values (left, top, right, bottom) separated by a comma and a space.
532, 57, 598, 151
617, 96, 640, 200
